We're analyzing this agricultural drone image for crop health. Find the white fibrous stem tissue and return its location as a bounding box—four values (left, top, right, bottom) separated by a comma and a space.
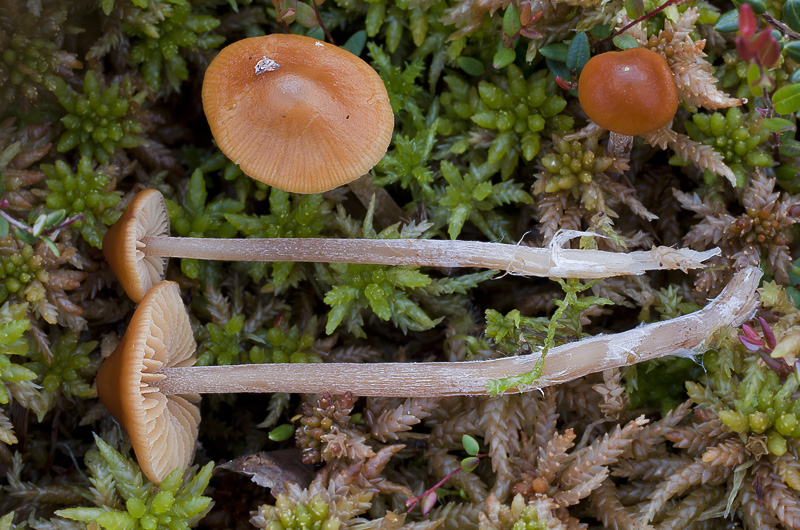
155, 266, 761, 398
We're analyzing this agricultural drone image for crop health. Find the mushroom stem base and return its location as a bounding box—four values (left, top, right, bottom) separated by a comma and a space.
607, 132, 634, 159
153, 266, 760, 397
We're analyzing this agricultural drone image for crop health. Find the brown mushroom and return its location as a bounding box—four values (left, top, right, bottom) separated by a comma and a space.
95, 280, 200, 484
98, 268, 760, 482
102, 189, 719, 303
577, 47, 679, 158
202, 34, 394, 194
102, 188, 169, 303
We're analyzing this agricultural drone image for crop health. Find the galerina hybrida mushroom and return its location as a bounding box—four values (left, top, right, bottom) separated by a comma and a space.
95, 280, 200, 484
202, 33, 394, 194
577, 47, 679, 158
102, 188, 720, 303
97, 269, 761, 483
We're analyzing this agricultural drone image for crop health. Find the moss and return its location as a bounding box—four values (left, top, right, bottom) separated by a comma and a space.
42, 157, 122, 248
54, 72, 145, 163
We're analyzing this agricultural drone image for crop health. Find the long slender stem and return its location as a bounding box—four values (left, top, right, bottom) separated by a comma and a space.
142, 235, 719, 279
153, 266, 761, 397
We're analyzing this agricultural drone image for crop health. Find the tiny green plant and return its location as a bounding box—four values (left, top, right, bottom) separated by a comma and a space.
405, 434, 486, 515
0, 197, 82, 257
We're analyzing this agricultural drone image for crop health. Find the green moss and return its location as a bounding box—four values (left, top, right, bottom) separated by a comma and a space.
256, 494, 339, 530
681, 107, 772, 185
536, 134, 613, 194
439, 66, 571, 179
225, 189, 331, 291
28, 330, 96, 413
248, 320, 322, 364
54, 71, 146, 163
1, 35, 61, 97
165, 168, 244, 278
57, 435, 214, 530
42, 157, 122, 247
197, 314, 244, 366
434, 160, 532, 241
0, 301, 35, 406
0, 243, 47, 304
125, 3, 225, 93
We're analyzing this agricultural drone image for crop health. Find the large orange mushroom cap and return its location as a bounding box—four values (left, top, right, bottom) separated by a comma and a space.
202, 34, 394, 194
577, 47, 679, 136
96, 281, 200, 484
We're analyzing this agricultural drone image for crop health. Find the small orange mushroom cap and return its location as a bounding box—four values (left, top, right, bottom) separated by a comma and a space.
577, 47, 679, 136
202, 34, 394, 194
102, 189, 169, 303
96, 280, 200, 484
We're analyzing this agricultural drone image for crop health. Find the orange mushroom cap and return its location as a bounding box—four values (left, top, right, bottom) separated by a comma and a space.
102, 189, 169, 303
202, 34, 394, 194
577, 47, 678, 136
95, 280, 200, 484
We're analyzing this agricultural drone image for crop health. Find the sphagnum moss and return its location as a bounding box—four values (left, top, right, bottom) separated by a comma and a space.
4, 0, 800, 528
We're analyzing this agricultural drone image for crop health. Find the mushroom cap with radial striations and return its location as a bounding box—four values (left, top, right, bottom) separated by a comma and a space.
577, 47, 679, 136
102, 189, 169, 303
202, 34, 394, 194
95, 280, 200, 484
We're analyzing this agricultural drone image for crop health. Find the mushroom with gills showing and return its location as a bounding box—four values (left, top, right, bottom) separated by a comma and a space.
577, 47, 679, 159
202, 33, 394, 194
98, 269, 761, 483
95, 280, 200, 485
102, 188, 721, 303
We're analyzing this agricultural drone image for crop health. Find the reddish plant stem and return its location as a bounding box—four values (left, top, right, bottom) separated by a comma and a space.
312, 1, 335, 44
594, 0, 689, 49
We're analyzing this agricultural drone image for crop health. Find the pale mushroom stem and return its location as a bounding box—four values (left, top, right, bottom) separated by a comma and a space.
152, 266, 760, 398
607, 131, 634, 159
142, 235, 718, 279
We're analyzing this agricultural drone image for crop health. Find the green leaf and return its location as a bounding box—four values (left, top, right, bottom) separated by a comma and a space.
56, 508, 107, 523
268, 424, 295, 441
458, 56, 484, 76
762, 117, 796, 132
773, 84, 800, 114
462, 434, 480, 455
780, 137, 800, 157
545, 57, 571, 83
567, 32, 590, 75
461, 456, 480, 472
613, 34, 639, 50
734, 0, 766, 15
786, 41, 800, 63
493, 47, 516, 69
502, 3, 521, 36
590, 23, 613, 39
785, 0, 800, 32
538, 43, 569, 62
747, 63, 764, 97
715, 10, 739, 32
41, 236, 61, 258
0, 218, 8, 239
342, 30, 367, 56
624, 0, 644, 19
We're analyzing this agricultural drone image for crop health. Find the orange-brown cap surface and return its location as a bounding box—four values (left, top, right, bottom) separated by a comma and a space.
96, 280, 200, 484
102, 189, 169, 303
202, 34, 394, 194
578, 47, 678, 136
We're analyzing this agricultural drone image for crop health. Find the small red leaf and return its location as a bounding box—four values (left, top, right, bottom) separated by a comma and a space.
555, 76, 578, 90
421, 492, 438, 515
741, 324, 761, 341
739, 335, 763, 351
736, 37, 756, 62
738, 3, 757, 39
758, 316, 777, 350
